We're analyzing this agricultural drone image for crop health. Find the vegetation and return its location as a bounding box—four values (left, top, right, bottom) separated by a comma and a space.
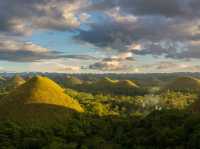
0, 76, 84, 123
6, 75, 26, 90
0, 74, 199, 148
164, 76, 200, 92
73, 77, 148, 96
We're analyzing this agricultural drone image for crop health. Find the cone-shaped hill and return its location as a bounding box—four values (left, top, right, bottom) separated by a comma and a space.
82, 77, 142, 96
98, 77, 117, 83
64, 76, 82, 87
164, 77, 200, 92
95, 77, 117, 86
0, 76, 5, 81
0, 76, 6, 85
7, 75, 26, 90
116, 80, 139, 88
0, 76, 84, 122
92, 77, 117, 90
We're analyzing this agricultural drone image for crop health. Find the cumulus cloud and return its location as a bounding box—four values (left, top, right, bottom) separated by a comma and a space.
0, 39, 97, 62
1, 0, 200, 71
0, 0, 89, 35
87, 0, 200, 18
76, 0, 200, 60
0, 39, 60, 62
89, 52, 135, 71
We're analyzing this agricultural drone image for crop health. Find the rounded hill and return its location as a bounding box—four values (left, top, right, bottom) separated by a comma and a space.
7, 75, 26, 89
64, 76, 82, 87
2, 76, 83, 112
116, 80, 139, 88
164, 77, 200, 92
0, 76, 84, 122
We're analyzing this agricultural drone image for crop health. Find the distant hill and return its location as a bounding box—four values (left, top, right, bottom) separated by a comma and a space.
63, 76, 82, 87
6, 75, 26, 90
94, 77, 117, 89
164, 76, 200, 92
116, 80, 139, 88
0, 76, 84, 123
78, 77, 145, 96
0, 76, 6, 86
0, 76, 5, 81
97, 77, 117, 84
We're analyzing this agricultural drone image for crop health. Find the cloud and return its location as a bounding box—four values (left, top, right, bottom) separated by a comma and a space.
0, 39, 97, 62
89, 60, 122, 71
30, 60, 80, 72
1, 0, 200, 66
0, 39, 59, 62
0, 0, 89, 35
76, 0, 200, 60
63, 54, 97, 60
104, 52, 135, 61
142, 61, 200, 72
89, 52, 135, 71
87, 0, 200, 18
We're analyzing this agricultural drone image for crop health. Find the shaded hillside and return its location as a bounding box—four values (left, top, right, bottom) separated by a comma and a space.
164, 77, 200, 92
77, 77, 147, 96
0, 76, 5, 81
63, 76, 82, 88
0, 76, 84, 122
6, 75, 26, 90
0, 76, 6, 87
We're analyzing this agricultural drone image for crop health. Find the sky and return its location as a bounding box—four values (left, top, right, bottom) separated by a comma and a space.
0, 0, 200, 73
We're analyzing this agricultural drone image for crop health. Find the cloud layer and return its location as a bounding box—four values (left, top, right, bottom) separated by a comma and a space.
0, 0, 200, 72
77, 0, 200, 60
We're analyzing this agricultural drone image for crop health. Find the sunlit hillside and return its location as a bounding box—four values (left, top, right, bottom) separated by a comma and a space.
0, 76, 84, 122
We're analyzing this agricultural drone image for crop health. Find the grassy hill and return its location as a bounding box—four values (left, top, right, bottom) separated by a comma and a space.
0, 76, 5, 81
63, 76, 82, 87
0, 76, 6, 86
116, 80, 139, 88
78, 77, 146, 96
6, 75, 26, 90
0, 76, 84, 123
164, 76, 200, 92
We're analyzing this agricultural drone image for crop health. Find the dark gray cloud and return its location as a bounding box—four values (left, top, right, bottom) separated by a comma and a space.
76, 0, 200, 59
0, 0, 88, 35
1, 0, 200, 61
77, 15, 197, 51
87, 0, 200, 18
0, 51, 59, 62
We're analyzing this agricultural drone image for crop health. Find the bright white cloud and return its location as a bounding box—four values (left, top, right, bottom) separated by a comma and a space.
0, 40, 48, 53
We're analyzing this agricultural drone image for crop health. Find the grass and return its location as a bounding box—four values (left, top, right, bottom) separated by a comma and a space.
1, 76, 84, 116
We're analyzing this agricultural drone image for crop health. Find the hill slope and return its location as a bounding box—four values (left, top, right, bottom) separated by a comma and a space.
64, 76, 82, 87
164, 77, 200, 92
79, 77, 143, 96
7, 75, 26, 89
0, 76, 84, 122
2, 76, 83, 111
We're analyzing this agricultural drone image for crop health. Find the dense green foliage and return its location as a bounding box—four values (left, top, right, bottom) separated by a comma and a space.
65, 88, 198, 117
0, 74, 200, 148
0, 110, 200, 148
